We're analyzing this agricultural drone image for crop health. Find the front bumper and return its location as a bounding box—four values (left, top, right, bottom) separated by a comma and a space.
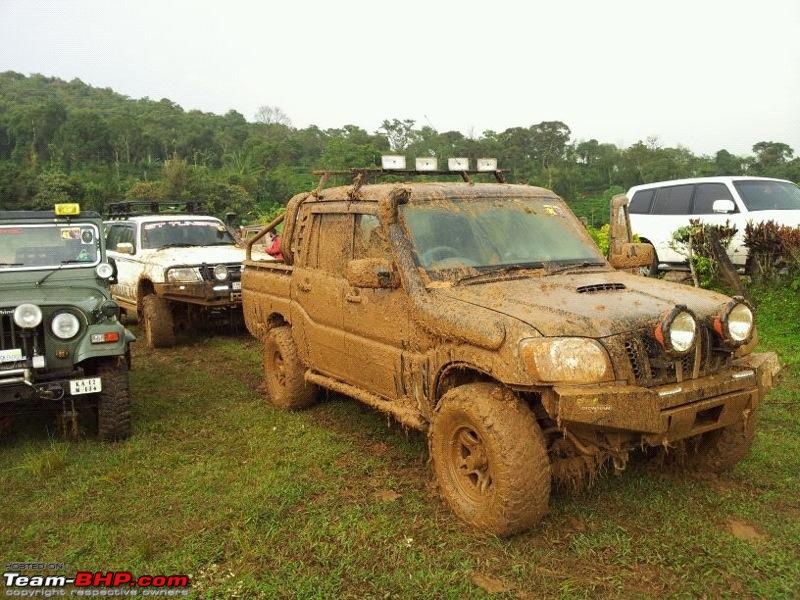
541, 352, 780, 445
0, 367, 99, 403
154, 281, 242, 306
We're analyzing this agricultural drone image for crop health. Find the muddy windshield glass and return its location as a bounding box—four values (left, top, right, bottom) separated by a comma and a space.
141, 220, 235, 249
0, 223, 100, 271
400, 198, 603, 280
734, 180, 800, 211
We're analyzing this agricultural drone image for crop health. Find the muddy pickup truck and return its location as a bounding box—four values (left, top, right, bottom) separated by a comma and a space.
241, 170, 780, 536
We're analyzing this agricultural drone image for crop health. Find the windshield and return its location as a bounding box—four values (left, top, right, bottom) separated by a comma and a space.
141, 220, 235, 249
400, 197, 604, 281
0, 223, 100, 271
734, 180, 800, 211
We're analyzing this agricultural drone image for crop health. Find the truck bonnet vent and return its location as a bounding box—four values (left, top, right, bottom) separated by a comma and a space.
576, 283, 626, 294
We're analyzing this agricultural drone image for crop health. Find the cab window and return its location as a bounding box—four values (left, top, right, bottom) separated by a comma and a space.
629, 189, 655, 214
693, 183, 735, 214
353, 214, 390, 260
307, 213, 352, 275
652, 185, 694, 215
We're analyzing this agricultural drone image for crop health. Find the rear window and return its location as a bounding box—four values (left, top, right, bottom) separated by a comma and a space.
629, 189, 655, 214
693, 183, 735, 214
652, 185, 694, 215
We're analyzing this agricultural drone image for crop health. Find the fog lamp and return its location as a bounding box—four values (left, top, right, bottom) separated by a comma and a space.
654, 306, 697, 355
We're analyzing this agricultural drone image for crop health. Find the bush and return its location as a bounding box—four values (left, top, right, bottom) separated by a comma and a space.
744, 220, 800, 280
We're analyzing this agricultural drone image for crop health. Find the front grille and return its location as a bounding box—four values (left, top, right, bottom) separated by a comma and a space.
199, 264, 242, 282
615, 325, 732, 386
0, 308, 45, 365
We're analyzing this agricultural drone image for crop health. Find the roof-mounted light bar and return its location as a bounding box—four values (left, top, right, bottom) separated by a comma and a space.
476, 158, 498, 172
447, 157, 470, 171
381, 155, 406, 170
415, 157, 438, 171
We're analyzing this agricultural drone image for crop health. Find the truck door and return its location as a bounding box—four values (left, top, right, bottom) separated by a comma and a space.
289, 208, 350, 379
342, 212, 414, 400
105, 223, 138, 303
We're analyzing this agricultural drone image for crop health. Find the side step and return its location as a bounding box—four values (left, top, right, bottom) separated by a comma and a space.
304, 371, 424, 430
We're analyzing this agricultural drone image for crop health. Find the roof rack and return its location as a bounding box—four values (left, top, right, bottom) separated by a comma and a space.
312, 167, 509, 191
106, 200, 206, 219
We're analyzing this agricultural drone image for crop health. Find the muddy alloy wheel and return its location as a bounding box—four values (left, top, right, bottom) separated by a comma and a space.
430, 382, 551, 537
263, 326, 319, 410
142, 294, 175, 349
686, 416, 756, 473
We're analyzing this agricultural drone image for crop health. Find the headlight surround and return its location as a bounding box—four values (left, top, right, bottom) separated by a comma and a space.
95, 262, 114, 279
714, 298, 754, 346
13, 303, 43, 329
212, 264, 229, 281
51, 311, 81, 340
519, 337, 614, 384
167, 267, 201, 283
654, 306, 697, 355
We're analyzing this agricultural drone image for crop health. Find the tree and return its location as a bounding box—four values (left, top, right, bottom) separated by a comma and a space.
378, 119, 419, 152
254, 105, 291, 127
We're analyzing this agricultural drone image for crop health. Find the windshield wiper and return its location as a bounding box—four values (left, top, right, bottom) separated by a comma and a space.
202, 242, 235, 246
0, 262, 23, 267
454, 264, 545, 286
35, 260, 88, 287
545, 261, 607, 276
156, 243, 200, 249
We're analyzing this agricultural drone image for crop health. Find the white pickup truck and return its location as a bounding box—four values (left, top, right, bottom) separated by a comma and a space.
105, 203, 272, 348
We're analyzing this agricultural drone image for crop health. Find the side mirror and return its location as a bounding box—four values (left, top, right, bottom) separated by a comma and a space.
107, 257, 118, 283
608, 242, 655, 270
346, 258, 399, 289
712, 199, 736, 214
116, 242, 134, 255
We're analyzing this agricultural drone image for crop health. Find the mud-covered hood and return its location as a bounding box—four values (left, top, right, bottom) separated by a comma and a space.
433, 270, 733, 338
141, 244, 248, 267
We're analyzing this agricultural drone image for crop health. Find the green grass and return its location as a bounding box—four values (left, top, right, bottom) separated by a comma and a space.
1, 288, 799, 598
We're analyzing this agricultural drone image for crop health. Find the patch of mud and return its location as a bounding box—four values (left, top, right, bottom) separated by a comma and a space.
372, 489, 401, 502
470, 572, 514, 594
724, 517, 768, 543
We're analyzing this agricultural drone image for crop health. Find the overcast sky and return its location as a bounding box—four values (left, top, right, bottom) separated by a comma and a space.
1, 0, 798, 156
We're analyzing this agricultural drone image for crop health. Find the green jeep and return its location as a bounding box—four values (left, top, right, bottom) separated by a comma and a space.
0, 204, 135, 440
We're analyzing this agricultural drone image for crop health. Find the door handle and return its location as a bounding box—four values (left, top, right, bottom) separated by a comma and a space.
298, 281, 311, 292
345, 291, 363, 304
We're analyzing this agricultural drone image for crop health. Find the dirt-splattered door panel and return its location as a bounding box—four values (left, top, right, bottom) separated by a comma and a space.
342, 213, 411, 399
290, 212, 352, 379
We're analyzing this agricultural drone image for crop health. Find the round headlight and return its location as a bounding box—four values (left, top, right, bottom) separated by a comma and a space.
655, 307, 697, 355
212, 265, 229, 281
669, 311, 697, 353
95, 262, 114, 279
51, 312, 81, 340
719, 301, 754, 345
13, 303, 43, 329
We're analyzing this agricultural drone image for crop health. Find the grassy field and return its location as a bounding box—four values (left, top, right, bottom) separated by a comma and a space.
1, 288, 798, 599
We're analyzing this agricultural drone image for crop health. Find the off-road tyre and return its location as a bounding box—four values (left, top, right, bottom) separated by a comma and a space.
263, 326, 319, 410
429, 382, 551, 536
96, 357, 132, 441
686, 416, 756, 473
142, 294, 175, 348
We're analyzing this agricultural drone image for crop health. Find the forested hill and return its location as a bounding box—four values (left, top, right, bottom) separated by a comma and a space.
0, 71, 797, 222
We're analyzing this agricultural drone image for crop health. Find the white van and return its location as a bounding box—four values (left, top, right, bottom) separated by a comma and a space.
627, 176, 800, 270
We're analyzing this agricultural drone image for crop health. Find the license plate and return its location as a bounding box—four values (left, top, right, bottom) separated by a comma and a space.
232, 281, 242, 290
69, 377, 102, 395
0, 348, 23, 364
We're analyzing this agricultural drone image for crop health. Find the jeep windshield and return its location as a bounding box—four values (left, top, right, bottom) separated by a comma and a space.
400, 197, 605, 282
141, 220, 235, 249
734, 180, 800, 211
0, 223, 100, 271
